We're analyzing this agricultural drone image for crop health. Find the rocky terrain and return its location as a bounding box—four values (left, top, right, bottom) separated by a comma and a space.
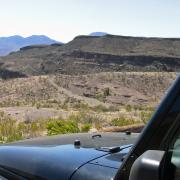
0, 35, 179, 141
0, 72, 176, 122
0, 35, 180, 79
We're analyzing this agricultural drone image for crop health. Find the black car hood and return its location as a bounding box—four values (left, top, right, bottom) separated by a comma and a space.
0, 145, 111, 179
0, 133, 138, 179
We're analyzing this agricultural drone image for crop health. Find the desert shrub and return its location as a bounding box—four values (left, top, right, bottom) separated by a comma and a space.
29, 120, 46, 137
104, 72, 113, 82
32, 101, 36, 107
140, 111, 154, 124
94, 93, 105, 102
70, 112, 103, 130
81, 124, 91, 132
47, 119, 80, 136
17, 119, 47, 138
81, 114, 103, 130
59, 97, 69, 110
133, 105, 155, 112
47, 99, 58, 104
72, 101, 89, 110
36, 102, 41, 109
125, 105, 132, 112
0, 111, 23, 143
110, 117, 135, 127
79, 112, 99, 124
146, 106, 155, 111
16, 101, 21, 106
0, 112, 47, 143
103, 88, 110, 96
108, 105, 119, 112
92, 105, 109, 112
91, 105, 119, 112
61, 103, 68, 110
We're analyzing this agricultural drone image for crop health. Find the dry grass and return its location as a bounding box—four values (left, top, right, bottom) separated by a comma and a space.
0, 72, 176, 142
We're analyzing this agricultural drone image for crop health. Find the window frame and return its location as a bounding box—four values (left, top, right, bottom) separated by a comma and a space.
159, 113, 180, 180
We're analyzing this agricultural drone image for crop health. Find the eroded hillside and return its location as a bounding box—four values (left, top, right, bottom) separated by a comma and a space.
0, 72, 176, 121
0, 35, 180, 78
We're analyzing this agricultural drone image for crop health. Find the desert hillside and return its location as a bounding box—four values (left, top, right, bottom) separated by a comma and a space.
0, 35, 180, 78
0, 72, 175, 122
0, 35, 179, 142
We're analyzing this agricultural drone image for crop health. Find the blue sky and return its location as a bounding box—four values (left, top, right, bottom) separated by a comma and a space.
0, 0, 180, 42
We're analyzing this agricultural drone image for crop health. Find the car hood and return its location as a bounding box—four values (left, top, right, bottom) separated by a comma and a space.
0, 145, 111, 179
0, 133, 138, 179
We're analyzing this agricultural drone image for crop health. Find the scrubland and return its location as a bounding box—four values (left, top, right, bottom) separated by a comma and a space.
0, 72, 176, 143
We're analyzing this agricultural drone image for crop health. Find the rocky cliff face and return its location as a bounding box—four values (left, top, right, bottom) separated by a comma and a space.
0, 35, 180, 78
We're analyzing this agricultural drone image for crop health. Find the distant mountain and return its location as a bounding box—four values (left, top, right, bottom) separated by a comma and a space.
89, 32, 108, 36
0, 35, 61, 56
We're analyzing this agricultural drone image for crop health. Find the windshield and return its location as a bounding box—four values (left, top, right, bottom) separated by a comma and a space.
0, 1, 178, 145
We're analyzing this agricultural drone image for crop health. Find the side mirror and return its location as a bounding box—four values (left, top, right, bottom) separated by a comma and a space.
129, 150, 165, 180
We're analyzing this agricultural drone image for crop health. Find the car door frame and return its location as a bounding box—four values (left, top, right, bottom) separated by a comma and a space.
115, 75, 180, 180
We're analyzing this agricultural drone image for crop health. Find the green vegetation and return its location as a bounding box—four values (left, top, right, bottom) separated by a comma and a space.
91, 105, 118, 112
0, 66, 175, 145
94, 93, 105, 102
81, 124, 91, 132
94, 88, 111, 102
133, 105, 155, 112
110, 117, 135, 127
0, 111, 23, 143
125, 105, 132, 112
47, 119, 80, 136
140, 111, 154, 124
0, 109, 106, 143
45, 112, 102, 135
0, 104, 155, 144
0, 111, 48, 143
78, 112, 103, 130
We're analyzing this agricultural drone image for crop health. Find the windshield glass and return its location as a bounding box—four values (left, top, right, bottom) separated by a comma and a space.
0, 1, 178, 144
